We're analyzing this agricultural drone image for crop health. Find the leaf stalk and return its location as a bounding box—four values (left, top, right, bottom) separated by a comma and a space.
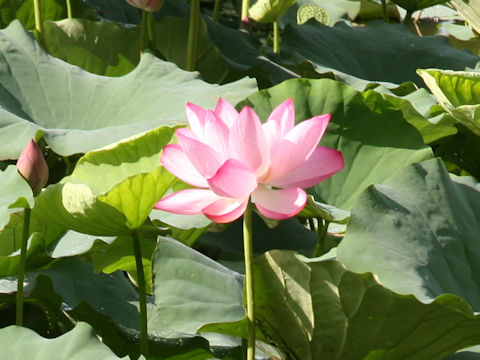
16, 207, 31, 326
133, 232, 149, 357
186, 0, 200, 71
273, 19, 280, 53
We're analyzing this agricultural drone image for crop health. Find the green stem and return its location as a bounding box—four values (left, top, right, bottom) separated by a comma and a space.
66, 0, 72, 19
243, 200, 255, 360
213, 0, 222, 22
312, 219, 329, 258
132, 232, 148, 357
403, 9, 414, 25
17, 207, 31, 326
33, 0, 43, 40
241, 0, 250, 23
186, 0, 200, 71
146, 12, 155, 49
140, 10, 148, 54
380, 0, 388, 23
308, 218, 316, 232
273, 19, 280, 53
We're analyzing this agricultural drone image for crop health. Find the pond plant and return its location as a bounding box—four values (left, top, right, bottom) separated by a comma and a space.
1, 0, 480, 360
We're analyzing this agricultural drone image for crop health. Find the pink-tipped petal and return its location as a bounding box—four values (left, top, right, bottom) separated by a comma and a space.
266, 114, 331, 181
176, 128, 222, 178
266, 98, 295, 136
207, 159, 257, 198
252, 186, 307, 220
160, 144, 208, 188
154, 189, 219, 215
268, 146, 344, 188
203, 197, 249, 223
229, 106, 270, 177
215, 98, 238, 128
185, 102, 207, 139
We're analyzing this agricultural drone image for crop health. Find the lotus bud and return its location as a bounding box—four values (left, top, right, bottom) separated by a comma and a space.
126, 0, 165, 12
16, 140, 49, 196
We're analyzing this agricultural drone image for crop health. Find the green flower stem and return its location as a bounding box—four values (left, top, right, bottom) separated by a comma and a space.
186, 0, 200, 71
140, 10, 148, 54
273, 19, 280, 53
132, 232, 148, 357
213, 0, 222, 22
146, 12, 155, 49
241, 0, 250, 22
33, 0, 43, 39
243, 200, 255, 360
381, 0, 388, 22
403, 10, 414, 25
308, 218, 316, 232
66, 0, 72, 19
312, 219, 329, 258
16, 207, 31, 326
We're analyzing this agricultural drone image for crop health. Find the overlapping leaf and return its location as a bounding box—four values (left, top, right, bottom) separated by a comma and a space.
280, 21, 479, 89
0, 322, 137, 360
337, 158, 480, 308
242, 78, 433, 210
418, 69, 480, 136
0, 20, 257, 159
152, 237, 245, 334
152, 238, 480, 359
0, 165, 33, 230
34, 126, 176, 235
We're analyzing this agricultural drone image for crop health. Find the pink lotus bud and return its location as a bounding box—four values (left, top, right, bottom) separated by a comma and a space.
16, 140, 49, 196
126, 0, 165, 12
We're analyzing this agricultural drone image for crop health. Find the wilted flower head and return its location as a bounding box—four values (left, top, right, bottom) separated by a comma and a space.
16, 139, 49, 196
155, 98, 344, 223
126, 0, 164, 12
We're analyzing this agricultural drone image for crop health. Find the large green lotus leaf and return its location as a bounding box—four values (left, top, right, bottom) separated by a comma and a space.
249, 0, 297, 22
34, 126, 177, 235
242, 78, 433, 210
391, 0, 449, 12
451, 0, 480, 35
280, 21, 479, 89
418, 69, 480, 136
337, 158, 480, 308
0, 322, 135, 360
42, 18, 140, 77
46, 259, 213, 358
0, 258, 210, 359
152, 237, 245, 334
43, 16, 235, 84
373, 86, 458, 144
0, 20, 257, 159
246, 250, 480, 360
0, 165, 33, 230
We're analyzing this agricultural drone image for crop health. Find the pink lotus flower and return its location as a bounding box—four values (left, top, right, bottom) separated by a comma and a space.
17, 139, 49, 196
155, 99, 344, 223
126, 0, 164, 12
